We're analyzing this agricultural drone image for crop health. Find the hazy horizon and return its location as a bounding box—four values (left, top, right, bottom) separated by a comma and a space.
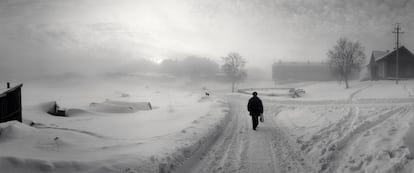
1, 0, 414, 79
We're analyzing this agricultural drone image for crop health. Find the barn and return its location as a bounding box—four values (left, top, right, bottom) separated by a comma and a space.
368, 46, 414, 80
272, 62, 336, 82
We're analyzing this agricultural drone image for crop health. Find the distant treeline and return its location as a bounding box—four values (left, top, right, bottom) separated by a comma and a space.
102, 56, 227, 81
160, 56, 220, 80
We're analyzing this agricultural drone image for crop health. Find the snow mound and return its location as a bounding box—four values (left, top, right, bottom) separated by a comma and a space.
238, 88, 293, 97
65, 109, 90, 116
36, 136, 74, 150
89, 99, 152, 113
38, 101, 90, 117
0, 121, 36, 140
120, 93, 130, 98
198, 96, 212, 102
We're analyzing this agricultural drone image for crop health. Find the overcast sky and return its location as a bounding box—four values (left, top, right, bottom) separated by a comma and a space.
1, 0, 414, 78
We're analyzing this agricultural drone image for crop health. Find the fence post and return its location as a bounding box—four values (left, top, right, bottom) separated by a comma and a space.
7, 82, 10, 89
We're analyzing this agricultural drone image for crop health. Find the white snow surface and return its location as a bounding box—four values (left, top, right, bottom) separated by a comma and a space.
259, 80, 414, 172
176, 80, 414, 173
2, 79, 414, 172
0, 78, 230, 173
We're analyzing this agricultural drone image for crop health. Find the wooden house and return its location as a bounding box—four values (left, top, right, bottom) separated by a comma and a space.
368, 46, 414, 80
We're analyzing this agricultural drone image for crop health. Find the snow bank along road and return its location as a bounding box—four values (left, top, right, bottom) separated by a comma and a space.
175, 90, 414, 173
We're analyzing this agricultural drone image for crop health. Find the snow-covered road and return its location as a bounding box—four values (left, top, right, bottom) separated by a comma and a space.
175, 86, 414, 173
2, 80, 414, 172
175, 96, 316, 173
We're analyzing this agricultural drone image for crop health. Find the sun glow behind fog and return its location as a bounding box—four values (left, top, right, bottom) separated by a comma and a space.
91, 0, 414, 68
82, 0, 295, 65
149, 57, 164, 64
1, 0, 414, 79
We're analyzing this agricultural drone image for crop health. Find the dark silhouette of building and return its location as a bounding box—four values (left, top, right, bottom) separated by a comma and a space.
0, 83, 23, 123
368, 46, 414, 80
272, 62, 335, 82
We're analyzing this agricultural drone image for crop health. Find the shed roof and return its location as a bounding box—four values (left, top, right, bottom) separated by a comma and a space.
374, 46, 414, 62
0, 83, 23, 96
273, 62, 328, 67
372, 50, 387, 61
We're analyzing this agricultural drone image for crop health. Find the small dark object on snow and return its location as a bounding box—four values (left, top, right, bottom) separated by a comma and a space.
289, 88, 306, 98
48, 102, 67, 116
205, 92, 210, 96
148, 102, 152, 110
295, 89, 306, 97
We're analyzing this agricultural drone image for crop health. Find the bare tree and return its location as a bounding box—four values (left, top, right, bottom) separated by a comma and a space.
222, 52, 247, 92
327, 38, 366, 88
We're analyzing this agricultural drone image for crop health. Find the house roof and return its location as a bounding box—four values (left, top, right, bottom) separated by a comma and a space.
0, 83, 23, 97
374, 46, 414, 62
273, 62, 328, 66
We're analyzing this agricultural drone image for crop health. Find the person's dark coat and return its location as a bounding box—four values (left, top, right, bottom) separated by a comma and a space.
248, 96, 263, 116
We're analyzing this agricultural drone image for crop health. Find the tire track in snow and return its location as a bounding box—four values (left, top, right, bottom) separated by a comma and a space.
309, 84, 411, 172
177, 96, 315, 173
269, 116, 317, 172
403, 84, 414, 99
33, 124, 109, 139
297, 85, 370, 157
322, 105, 411, 172
345, 84, 369, 142
187, 99, 248, 173
176, 85, 412, 173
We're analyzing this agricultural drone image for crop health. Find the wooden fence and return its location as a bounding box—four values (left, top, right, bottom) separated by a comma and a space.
0, 84, 23, 123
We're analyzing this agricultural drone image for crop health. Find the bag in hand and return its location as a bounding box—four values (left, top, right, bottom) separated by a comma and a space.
260, 114, 264, 122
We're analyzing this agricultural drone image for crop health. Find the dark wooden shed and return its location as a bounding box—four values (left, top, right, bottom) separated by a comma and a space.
0, 83, 23, 123
368, 46, 414, 80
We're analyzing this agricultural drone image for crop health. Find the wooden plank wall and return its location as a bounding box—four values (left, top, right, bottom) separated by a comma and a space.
0, 84, 23, 123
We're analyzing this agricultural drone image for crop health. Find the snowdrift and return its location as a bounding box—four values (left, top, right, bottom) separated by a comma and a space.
3, 79, 414, 172
89, 99, 152, 113
230, 80, 414, 172
1, 81, 231, 173
0, 121, 36, 140
39, 101, 89, 117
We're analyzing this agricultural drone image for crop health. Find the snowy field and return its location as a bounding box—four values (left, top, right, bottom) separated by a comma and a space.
0, 78, 229, 173
1, 79, 414, 172
177, 80, 414, 173
255, 80, 414, 172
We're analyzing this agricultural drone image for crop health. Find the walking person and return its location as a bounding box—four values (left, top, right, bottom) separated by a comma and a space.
247, 91, 263, 130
